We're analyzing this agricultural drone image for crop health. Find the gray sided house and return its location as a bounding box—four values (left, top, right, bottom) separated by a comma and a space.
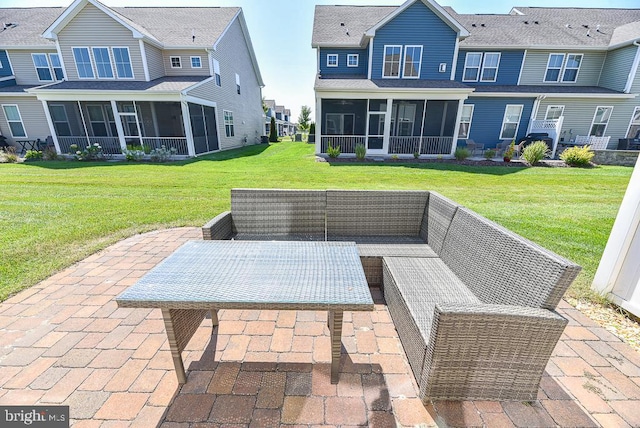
312, 0, 640, 157
0, 0, 264, 157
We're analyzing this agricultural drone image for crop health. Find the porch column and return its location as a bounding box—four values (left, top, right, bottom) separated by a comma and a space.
180, 100, 196, 157
111, 101, 127, 152
315, 95, 322, 154
383, 98, 393, 154
40, 100, 62, 154
450, 99, 465, 156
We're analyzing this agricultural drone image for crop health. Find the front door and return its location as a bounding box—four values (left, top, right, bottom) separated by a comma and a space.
367, 112, 385, 152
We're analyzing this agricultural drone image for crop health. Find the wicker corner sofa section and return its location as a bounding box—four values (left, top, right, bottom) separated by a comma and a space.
202, 188, 581, 402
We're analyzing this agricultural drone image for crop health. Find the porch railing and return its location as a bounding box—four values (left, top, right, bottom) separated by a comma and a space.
141, 137, 189, 156
529, 119, 560, 130
320, 136, 366, 154
388, 136, 454, 155
57, 136, 122, 155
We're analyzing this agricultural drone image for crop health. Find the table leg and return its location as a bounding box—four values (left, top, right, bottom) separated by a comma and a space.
161, 308, 208, 384
328, 310, 344, 384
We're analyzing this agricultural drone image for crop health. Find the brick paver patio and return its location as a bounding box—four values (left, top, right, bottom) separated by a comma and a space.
1, 228, 640, 427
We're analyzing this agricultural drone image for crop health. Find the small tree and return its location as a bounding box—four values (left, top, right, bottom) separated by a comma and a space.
298, 106, 312, 133
269, 116, 278, 142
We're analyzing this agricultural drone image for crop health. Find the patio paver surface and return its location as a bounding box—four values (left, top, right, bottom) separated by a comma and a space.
1, 227, 639, 427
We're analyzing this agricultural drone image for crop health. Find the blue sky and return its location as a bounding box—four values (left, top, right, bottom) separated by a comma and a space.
6, 0, 639, 122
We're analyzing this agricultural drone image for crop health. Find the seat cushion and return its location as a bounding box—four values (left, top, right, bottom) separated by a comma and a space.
382, 257, 480, 381
233, 233, 325, 241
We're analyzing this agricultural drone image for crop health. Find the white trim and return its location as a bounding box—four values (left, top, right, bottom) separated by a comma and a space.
347, 54, 359, 68
316, 48, 320, 74
315, 95, 322, 154
314, 88, 473, 100
625, 106, 640, 138
108, 100, 127, 151
589, 105, 614, 137
499, 104, 523, 140
450, 100, 465, 156
1, 104, 27, 138
458, 104, 474, 139
139, 40, 150, 82
401, 45, 422, 79
367, 39, 374, 80
31, 53, 54, 82
382, 45, 402, 79
462, 52, 481, 82
112, 46, 134, 79
91, 46, 115, 79
466, 91, 635, 99
190, 56, 202, 69
182, 95, 217, 109
561, 53, 583, 83
480, 52, 500, 82
543, 53, 564, 83
517, 50, 527, 85
179, 100, 195, 156
326, 54, 338, 68
41, 100, 61, 154
170, 56, 182, 69
450, 39, 460, 80
526, 96, 542, 134
364, 0, 469, 38
544, 105, 565, 120
624, 44, 640, 94
0, 76, 15, 83
72, 46, 95, 79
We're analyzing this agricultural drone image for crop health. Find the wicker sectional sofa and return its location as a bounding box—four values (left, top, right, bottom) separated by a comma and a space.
202, 188, 581, 402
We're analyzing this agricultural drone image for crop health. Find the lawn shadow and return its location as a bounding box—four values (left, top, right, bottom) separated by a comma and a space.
324, 158, 527, 176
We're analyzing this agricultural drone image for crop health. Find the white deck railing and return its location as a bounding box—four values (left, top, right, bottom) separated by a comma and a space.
57, 136, 121, 155
320, 136, 366, 154
141, 137, 189, 155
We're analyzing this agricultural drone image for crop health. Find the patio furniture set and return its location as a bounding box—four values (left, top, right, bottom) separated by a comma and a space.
117, 188, 581, 403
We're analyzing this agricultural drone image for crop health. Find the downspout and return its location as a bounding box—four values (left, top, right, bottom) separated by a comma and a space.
623, 40, 640, 94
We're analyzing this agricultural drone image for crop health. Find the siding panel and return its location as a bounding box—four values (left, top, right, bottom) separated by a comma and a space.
163, 50, 211, 76
58, 3, 144, 81
0, 96, 50, 145
145, 42, 165, 80
463, 96, 535, 147
8, 49, 57, 85
455, 50, 524, 85
519, 50, 606, 86
599, 46, 635, 92
319, 48, 368, 76
372, 1, 457, 80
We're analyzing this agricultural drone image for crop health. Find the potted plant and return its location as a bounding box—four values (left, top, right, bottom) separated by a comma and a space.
503, 141, 515, 162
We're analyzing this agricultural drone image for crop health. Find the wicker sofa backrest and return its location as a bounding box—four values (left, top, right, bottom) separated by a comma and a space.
326, 190, 429, 237
439, 207, 581, 310
231, 188, 327, 236
420, 192, 459, 255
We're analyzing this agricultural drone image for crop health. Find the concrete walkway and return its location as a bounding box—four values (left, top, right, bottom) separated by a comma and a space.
1, 228, 639, 427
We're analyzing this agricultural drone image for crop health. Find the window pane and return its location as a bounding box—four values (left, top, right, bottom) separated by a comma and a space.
458, 122, 469, 139
33, 54, 48, 67
50, 105, 66, 121
461, 105, 473, 122
3, 105, 19, 121
545, 106, 564, 120
463, 68, 479, 81
466, 53, 481, 67
383, 46, 401, 77
562, 68, 578, 82
73, 48, 94, 78
549, 54, 564, 67
501, 123, 517, 139
481, 68, 497, 81
566, 54, 581, 68
113, 48, 133, 78
484, 53, 500, 67
590, 124, 605, 137
191, 57, 201, 68
37, 68, 53, 81
9, 122, 26, 137
594, 107, 611, 123
545, 69, 560, 82
53, 67, 64, 80
49, 54, 61, 67
93, 48, 113, 78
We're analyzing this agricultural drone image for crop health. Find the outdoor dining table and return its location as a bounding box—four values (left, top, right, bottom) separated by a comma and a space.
116, 240, 374, 384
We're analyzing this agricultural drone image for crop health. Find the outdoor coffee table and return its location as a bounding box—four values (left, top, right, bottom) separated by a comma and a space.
116, 240, 374, 384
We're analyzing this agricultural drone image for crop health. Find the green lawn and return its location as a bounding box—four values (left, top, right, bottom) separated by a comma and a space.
0, 142, 633, 302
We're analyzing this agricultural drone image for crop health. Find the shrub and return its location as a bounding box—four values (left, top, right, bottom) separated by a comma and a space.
413, 151, 420, 159
149, 145, 177, 162
522, 141, 550, 166
560, 145, 595, 167
390, 154, 399, 160
326, 143, 340, 158
123, 148, 145, 161
0, 146, 18, 163
269, 117, 278, 142
24, 150, 43, 161
484, 149, 496, 160
68, 144, 78, 154
355, 143, 366, 160
454, 147, 470, 161
75, 143, 104, 161
43, 146, 59, 161
503, 141, 515, 160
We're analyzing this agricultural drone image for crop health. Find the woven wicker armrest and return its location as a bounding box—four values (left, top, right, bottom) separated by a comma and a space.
419, 302, 567, 402
202, 211, 234, 240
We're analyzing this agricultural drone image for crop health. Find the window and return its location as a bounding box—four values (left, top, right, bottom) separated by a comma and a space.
92, 47, 113, 79
223, 110, 234, 137
480, 52, 500, 82
2, 105, 26, 138
402, 45, 422, 78
32, 53, 53, 81
544, 53, 564, 82
213, 59, 221, 86
327, 54, 338, 67
458, 104, 474, 139
73, 47, 94, 79
112, 48, 133, 78
347, 54, 359, 67
462, 52, 482, 82
170, 56, 182, 68
235, 73, 241, 95
590, 106, 613, 137
191, 56, 202, 68
383, 46, 402, 78
545, 105, 565, 120
325, 113, 355, 135
500, 105, 523, 140
49, 54, 64, 80
87, 105, 109, 136
392, 102, 416, 136
562, 54, 582, 82
49, 104, 71, 136
627, 107, 640, 139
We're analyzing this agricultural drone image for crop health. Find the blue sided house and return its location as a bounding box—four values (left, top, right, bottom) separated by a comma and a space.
312, 0, 640, 157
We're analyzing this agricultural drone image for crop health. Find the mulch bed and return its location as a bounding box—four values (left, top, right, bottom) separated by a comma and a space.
317, 156, 572, 167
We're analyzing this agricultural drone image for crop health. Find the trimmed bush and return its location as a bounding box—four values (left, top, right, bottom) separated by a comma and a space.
269, 117, 278, 142
560, 145, 595, 167
24, 150, 43, 161
355, 143, 366, 160
326, 143, 340, 158
454, 147, 470, 161
522, 141, 549, 166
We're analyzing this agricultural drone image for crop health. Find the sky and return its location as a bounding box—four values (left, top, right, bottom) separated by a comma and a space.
3, 0, 639, 123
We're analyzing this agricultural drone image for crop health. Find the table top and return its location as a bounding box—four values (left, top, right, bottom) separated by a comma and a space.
116, 240, 374, 311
